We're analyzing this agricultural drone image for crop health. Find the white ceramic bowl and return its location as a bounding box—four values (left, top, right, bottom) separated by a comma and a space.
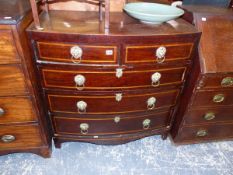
124, 2, 184, 24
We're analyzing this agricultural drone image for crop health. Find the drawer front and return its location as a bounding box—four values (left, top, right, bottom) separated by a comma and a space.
0, 65, 27, 96
53, 111, 170, 136
192, 89, 233, 107
178, 124, 233, 141
184, 107, 233, 125
125, 43, 193, 64
37, 42, 117, 64
41, 67, 186, 90
47, 90, 179, 114
0, 125, 43, 149
0, 97, 36, 124
199, 75, 233, 89
0, 30, 18, 64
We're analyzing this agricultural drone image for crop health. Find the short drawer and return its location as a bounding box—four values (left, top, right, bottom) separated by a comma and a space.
184, 107, 233, 125
125, 43, 193, 64
41, 67, 186, 90
0, 65, 27, 96
0, 97, 36, 124
192, 89, 233, 107
0, 124, 43, 149
0, 30, 19, 64
198, 74, 233, 89
53, 111, 170, 136
47, 90, 179, 114
178, 123, 233, 142
37, 42, 117, 64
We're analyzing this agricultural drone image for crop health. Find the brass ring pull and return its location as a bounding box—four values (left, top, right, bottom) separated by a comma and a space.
76, 101, 87, 114
114, 116, 121, 123
156, 46, 166, 63
147, 97, 156, 110
203, 112, 215, 121
213, 94, 225, 103
1, 135, 15, 143
143, 119, 151, 130
0, 108, 5, 117
221, 77, 233, 87
151, 72, 161, 87
70, 46, 83, 64
74, 74, 86, 90
80, 123, 89, 134
196, 129, 208, 137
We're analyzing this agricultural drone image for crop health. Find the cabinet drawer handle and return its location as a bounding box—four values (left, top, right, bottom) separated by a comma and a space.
156, 46, 166, 63
221, 77, 233, 87
114, 116, 121, 123
76, 101, 87, 114
151, 72, 161, 87
147, 97, 156, 110
213, 94, 225, 103
115, 93, 123, 102
196, 129, 208, 137
70, 46, 83, 63
116, 68, 123, 78
143, 119, 151, 130
80, 123, 89, 134
74, 74, 86, 90
1, 135, 15, 143
0, 108, 5, 117
203, 112, 215, 121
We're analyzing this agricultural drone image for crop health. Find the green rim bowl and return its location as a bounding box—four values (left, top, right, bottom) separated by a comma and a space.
123, 2, 184, 24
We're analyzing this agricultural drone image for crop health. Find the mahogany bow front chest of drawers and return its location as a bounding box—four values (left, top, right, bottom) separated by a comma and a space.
27, 10, 200, 147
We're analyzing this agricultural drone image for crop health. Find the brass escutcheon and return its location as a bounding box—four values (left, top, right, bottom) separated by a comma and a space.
213, 94, 225, 103
221, 77, 233, 87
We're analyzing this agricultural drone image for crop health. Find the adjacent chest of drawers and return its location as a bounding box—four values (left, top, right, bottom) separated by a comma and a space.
171, 6, 233, 144
0, 0, 51, 157
27, 11, 200, 147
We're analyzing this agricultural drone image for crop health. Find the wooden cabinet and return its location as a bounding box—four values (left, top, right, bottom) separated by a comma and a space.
171, 6, 233, 144
27, 10, 200, 148
0, 0, 51, 157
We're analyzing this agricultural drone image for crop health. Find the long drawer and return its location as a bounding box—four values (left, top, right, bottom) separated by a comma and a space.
184, 107, 233, 125
0, 65, 27, 96
0, 124, 43, 149
47, 90, 179, 114
191, 89, 233, 107
0, 97, 36, 124
41, 67, 186, 90
124, 43, 194, 64
37, 42, 117, 64
53, 111, 170, 136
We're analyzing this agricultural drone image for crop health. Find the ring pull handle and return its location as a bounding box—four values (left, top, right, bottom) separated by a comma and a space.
151, 72, 161, 87
213, 94, 225, 103
147, 97, 156, 110
1, 135, 15, 143
156, 46, 166, 63
143, 119, 151, 130
221, 77, 233, 87
0, 108, 5, 117
76, 101, 87, 114
116, 68, 123, 78
70, 46, 83, 64
80, 123, 89, 134
203, 112, 215, 121
196, 129, 208, 137
114, 116, 121, 123
115, 93, 123, 102
74, 74, 86, 90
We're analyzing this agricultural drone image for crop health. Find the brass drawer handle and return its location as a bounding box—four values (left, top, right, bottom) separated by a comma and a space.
1, 135, 15, 143
76, 101, 87, 114
151, 72, 161, 87
156, 46, 166, 63
143, 119, 151, 130
196, 129, 208, 137
80, 123, 89, 134
147, 97, 156, 110
0, 108, 5, 116
203, 112, 215, 121
70, 46, 83, 63
74, 74, 86, 90
115, 93, 123, 102
114, 116, 121, 123
116, 68, 123, 78
221, 77, 233, 87
213, 94, 225, 103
